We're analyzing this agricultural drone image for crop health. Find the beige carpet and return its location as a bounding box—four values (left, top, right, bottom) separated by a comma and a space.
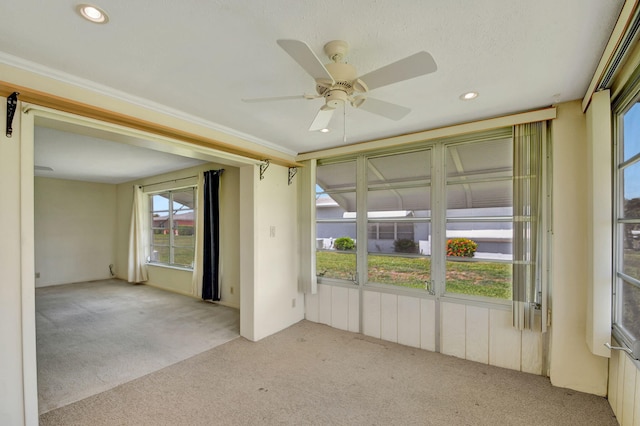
40, 320, 616, 426
36, 279, 240, 414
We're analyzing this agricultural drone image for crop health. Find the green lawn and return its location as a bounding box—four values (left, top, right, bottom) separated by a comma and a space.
151, 233, 195, 267
316, 251, 512, 299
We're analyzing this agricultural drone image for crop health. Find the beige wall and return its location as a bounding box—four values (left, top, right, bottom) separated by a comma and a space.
0, 62, 303, 424
115, 164, 241, 307
0, 98, 38, 425
585, 90, 612, 357
34, 178, 117, 287
240, 163, 304, 341
0, 97, 27, 425
549, 100, 609, 395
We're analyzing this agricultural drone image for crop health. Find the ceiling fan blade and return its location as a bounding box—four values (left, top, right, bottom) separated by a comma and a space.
359, 51, 437, 91
357, 97, 411, 121
241, 94, 318, 103
309, 107, 335, 131
277, 39, 335, 85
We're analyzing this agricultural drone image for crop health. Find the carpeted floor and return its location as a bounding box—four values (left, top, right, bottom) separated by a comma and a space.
40, 320, 617, 426
36, 279, 240, 414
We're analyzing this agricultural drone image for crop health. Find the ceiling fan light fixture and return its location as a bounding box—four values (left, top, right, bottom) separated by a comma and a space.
460, 91, 479, 101
76, 4, 109, 24
352, 78, 369, 93
351, 96, 366, 108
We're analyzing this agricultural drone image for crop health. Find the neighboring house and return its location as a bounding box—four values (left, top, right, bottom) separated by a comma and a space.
152, 211, 195, 234
317, 195, 512, 256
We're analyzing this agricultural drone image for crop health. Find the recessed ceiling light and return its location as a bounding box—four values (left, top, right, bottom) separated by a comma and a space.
76, 4, 109, 24
319, 128, 330, 133
459, 91, 479, 101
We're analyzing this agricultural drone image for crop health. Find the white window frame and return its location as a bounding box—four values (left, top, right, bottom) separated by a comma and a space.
613, 77, 640, 348
316, 128, 528, 305
149, 187, 196, 269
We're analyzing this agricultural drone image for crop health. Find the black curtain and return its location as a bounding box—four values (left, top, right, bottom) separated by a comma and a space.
202, 169, 223, 301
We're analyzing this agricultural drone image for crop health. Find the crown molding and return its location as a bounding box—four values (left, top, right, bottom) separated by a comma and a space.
0, 52, 297, 157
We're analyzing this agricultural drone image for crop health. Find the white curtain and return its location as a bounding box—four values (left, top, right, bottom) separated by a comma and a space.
191, 172, 205, 297
127, 185, 149, 283
512, 122, 543, 330
298, 160, 317, 294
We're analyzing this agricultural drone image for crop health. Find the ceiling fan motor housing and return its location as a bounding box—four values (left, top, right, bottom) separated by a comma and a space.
316, 62, 369, 108
324, 89, 349, 108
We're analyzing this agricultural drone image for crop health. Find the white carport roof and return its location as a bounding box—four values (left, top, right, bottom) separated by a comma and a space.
316, 137, 513, 212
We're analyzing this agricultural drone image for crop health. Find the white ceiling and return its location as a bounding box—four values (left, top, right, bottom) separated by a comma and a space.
0, 1, 626, 181
34, 125, 208, 184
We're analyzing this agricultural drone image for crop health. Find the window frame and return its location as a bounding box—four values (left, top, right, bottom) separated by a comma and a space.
315, 159, 358, 284
315, 128, 529, 305
148, 186, 196, 270
613, 87, 640, 348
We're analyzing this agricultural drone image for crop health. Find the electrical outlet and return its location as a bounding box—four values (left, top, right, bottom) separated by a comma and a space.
270, 226, 276, 238
230, 287, 234, 295
292, 298, 296, 308
35, 272, 40, 279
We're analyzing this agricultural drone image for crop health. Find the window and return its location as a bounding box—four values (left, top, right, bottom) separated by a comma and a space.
316, 160, 357, 282
315, 127, 542, 304
368, 222, 415, 241
615, 99, 640, 343
149, 187, 196, 268
445, 139, 513, 300
366, 149, 431, 289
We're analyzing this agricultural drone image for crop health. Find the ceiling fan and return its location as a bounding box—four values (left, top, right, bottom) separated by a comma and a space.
242, 39, 438, 132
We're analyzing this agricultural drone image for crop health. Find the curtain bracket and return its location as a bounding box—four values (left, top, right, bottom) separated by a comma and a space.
259, 159, 270, 180
6, 92, 18, 138
288, 167, 297, 185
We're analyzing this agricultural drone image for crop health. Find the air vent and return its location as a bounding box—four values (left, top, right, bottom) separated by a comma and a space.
335, 81, 353, 91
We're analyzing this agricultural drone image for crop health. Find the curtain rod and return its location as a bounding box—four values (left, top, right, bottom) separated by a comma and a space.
140, 169, 224, 189
141, 175, 197, 189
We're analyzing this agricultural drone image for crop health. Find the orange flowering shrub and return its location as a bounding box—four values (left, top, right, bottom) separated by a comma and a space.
446, 238, 477, 257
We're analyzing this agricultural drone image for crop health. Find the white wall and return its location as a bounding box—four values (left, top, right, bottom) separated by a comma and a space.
608, 339, 640, 425
34, 177, 117, 287
549, 100, 609, 395
306, 285, 543, 374
240, 163, 304, 341
115, 164, 241, 307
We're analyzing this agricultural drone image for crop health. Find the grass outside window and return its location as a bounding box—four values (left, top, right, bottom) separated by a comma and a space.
151, 233, 195, 268
316, 251, 511, 299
